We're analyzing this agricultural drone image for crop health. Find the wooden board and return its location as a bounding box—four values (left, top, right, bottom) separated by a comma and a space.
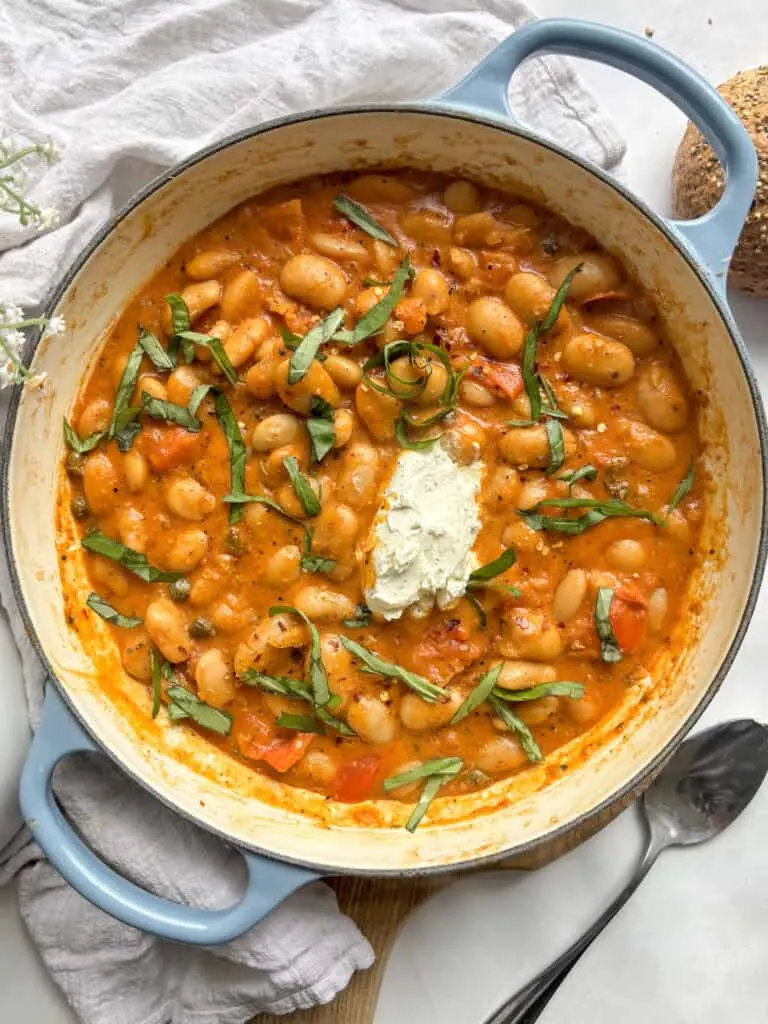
250, 794, 635, 1024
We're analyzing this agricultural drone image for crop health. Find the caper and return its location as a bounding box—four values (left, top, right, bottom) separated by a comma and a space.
168, 578, 191, 603
65, 451, 86, 477
224, 525, 245, 556
70, 495, 90, 520
189, 616, 216, 638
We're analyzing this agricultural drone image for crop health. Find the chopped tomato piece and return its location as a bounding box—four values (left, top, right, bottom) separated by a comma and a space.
413, 617, 486, 683
394, 296, 428, 335
609, 596, 647, 654
142, 425, 201, 472
333, 757, 382, 803
257, 734, 316, 773
615, 580, 648, 608
471, 359, 523, 401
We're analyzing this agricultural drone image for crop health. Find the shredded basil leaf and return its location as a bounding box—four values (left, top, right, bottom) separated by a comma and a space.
177, 330, 237, 385
166, 684, 233, 735
667, 462, 695, 515
276, 712, 325, 734
520, 496, 662, 535
242, 670, 313, 701
112, 406, 142, 452
364, 337, 459, 449
82, 530, 183, 582
138, 327, 175, 371
165, 293, 191, 334
165, 294, 195, 363
384, 757, 463, 832
287, 308, 346, 384
283, 456, 321, 516
487, 695, 543, 762
545, 417, 565, 475
214, 392, 246, 522
150, 650, 162, 718
595, 586, 622, 663
220, 491, 330, 579
342, 604, 373, 629
384, 757, 463, 790
140, 391, 201, 431
333, 255, 413, 345
520, 265, 580, 422
340, 637, 449, 703
63, 419, 104, 454
558, 464, 598, 492
269, 605, 331, 707
86, 592, 143, 629
333, 193, 398, 246
450, 664, 502, 724
241, 670, 354, 736
108, 343, 143, 447
306, 396, 336, 463
539, 374, 568, 419
493, 681, 585, 702
300, 544, 336, 576
187, 384, 213, 417
468, 547, 516, 586
280, 325, 302, 349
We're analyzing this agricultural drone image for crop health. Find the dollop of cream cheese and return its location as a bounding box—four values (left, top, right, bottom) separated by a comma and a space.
364, 442, 483, 621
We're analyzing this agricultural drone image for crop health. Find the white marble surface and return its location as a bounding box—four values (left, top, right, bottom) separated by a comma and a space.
2, 2, 767, 1022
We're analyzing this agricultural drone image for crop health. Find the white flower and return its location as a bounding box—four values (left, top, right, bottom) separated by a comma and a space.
0, 302, 25, 325
44, 315, 66, 336
0, 359, 20, 388
38, 206, 59, 230
3, 328, 25, 358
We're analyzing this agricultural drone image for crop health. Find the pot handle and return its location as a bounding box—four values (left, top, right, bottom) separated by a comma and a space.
439, 18, 758, 284
20, 685, 321, 945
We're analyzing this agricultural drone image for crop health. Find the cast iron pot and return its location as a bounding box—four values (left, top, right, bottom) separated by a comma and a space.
6, 20, 764, 945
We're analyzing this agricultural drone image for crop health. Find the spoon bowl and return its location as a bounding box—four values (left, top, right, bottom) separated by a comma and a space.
644, 719, 768, 847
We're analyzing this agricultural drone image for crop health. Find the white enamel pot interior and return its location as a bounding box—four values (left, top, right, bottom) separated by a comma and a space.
4, 106, 766, 874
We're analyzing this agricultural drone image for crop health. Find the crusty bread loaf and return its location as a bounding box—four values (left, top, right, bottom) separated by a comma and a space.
672, 67, 768, 298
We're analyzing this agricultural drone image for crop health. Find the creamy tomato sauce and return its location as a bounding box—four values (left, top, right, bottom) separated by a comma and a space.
59, 171, 704, 826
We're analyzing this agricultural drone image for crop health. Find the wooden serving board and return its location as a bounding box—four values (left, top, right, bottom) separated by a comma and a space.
251, 796, 632, 1024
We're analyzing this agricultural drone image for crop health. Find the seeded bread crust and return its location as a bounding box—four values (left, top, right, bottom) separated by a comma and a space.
672, 67, 768, 298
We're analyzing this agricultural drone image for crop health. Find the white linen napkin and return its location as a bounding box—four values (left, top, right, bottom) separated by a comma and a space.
0, 1, 625, 1022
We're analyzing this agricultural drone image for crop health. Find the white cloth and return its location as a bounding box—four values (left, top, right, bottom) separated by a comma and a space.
0, 2, 624, 1023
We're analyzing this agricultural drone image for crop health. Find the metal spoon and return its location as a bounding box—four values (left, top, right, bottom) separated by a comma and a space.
483, 719, 768, 1024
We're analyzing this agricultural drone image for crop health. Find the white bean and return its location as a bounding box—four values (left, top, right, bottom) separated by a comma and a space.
346, 697, 398, 744
606, 539, 646, 572
399, 690, 463, 731
497, 661, 557, 691
123, 450, 149, 494
552, 569, 587, 623
251, 413, 302, 452
195, 649, 236, 707
145, 598, 191, 663
475, 736, 527, 773
165, 476, 216, 521
164, 528, 209, 572
647, 587, 669, 634
562, 333, 635, 388
294, 585, 355, 621
280, 254, 347, 310
263, 544, 302, 585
